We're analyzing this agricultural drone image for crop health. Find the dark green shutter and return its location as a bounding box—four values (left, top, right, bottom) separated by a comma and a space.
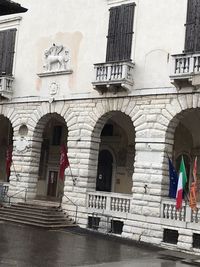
0, 28, 16, 76
106, 4, 135, 62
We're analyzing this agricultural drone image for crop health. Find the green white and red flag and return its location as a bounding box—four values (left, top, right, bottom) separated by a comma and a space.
176, 157, 187, 210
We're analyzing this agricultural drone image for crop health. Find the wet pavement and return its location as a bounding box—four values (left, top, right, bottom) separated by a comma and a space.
0, 222, 199, 267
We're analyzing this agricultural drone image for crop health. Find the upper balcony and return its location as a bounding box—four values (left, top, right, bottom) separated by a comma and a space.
92, 61, 134, 94
0, 76, 14, 100
170, 53, 200, 89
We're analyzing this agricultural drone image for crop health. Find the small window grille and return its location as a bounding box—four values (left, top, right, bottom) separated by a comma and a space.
193, 233, 200, 248
163, 229, 178, 244
88, 216, 100, 230
111, 220, 124, 235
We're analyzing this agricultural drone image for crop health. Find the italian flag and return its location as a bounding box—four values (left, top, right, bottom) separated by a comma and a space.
176, 157, 187, 210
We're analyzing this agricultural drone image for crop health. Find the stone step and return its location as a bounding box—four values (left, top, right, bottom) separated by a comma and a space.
0, 216, 76, 229
0, 209, 68, 222
3, 206, 64, 216
27, 200, 60, 207
0, 202, 77, 229
0, 213, 71, 225
11, 203, 60, 211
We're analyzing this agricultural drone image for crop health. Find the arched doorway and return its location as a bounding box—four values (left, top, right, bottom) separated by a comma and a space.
92, 111, 135, 194
0, 116, 13, 182
96, 150, 113, 192
36, 113, 68, 200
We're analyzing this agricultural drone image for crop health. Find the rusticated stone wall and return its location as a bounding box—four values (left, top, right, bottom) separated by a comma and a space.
1, 92, 200, 251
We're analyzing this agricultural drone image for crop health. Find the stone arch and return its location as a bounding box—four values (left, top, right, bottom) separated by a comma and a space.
87, 109, 135, 194
0, 114, 13, 182
85, 99, 140, 139
28, 112, 69, 199
162, 94, 200, 197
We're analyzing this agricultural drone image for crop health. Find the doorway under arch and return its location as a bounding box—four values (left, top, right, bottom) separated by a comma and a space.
96, 149, 113, 192
92, 111, 135, 195
35, 113, 68, 200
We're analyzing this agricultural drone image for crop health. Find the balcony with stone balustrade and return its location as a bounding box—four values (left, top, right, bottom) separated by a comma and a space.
0, 76, 14, 99
92, 61, 134, 94
170, 53, 200, 89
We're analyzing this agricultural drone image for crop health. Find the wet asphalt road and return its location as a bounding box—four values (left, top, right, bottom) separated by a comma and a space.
0, 222, 198, 267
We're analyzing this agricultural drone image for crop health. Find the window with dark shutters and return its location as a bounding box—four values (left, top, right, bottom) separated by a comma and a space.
185, 0, 200, 53
0, 28, 16, 76
106, 3, 135, 62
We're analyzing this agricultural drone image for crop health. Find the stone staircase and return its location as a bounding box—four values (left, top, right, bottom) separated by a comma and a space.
0, 200, 76, 229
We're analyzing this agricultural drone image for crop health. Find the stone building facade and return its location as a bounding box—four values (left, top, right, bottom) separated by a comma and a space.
1, 0, 200, 253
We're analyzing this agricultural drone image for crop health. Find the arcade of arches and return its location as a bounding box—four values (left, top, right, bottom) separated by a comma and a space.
5, 107, 200, 203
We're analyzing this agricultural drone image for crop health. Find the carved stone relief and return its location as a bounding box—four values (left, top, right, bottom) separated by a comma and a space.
43, 43, 70, 72
15, 124, 30, 154
49, 82, 59, 96
15, 136, 30, 154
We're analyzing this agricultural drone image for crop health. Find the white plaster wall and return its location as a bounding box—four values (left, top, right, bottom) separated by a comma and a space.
0, 0, 187, 99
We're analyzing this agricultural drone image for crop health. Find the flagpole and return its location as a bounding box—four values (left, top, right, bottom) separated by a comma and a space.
68, 165, 76, 186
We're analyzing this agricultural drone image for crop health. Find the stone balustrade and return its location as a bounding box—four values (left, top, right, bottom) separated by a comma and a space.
0, 76, 14, 99
87, 192, 131, 215
162, 199, 186, 221
92, 61, 134, 93
161, 199, 200, 225
191, 206, 200, 223
170, 53, 200, 89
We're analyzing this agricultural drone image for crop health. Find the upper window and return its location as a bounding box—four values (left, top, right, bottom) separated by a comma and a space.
52, 125, 62, 146
0, 28, 17, 76
106, 3, 135, 62
185, 0, 200, 53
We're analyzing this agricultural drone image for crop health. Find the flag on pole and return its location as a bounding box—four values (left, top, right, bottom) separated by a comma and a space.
168, 157, 178, 198
190, 157, 198, 211
6, 145, 13, 180
193, 156, 197, 181
59, 144, 69, 180
176, 157, 187, 210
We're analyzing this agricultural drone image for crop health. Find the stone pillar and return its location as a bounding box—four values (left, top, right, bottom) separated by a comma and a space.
131, 141, 166, 217
8, 128, 42, 201
62, 101, 101, 227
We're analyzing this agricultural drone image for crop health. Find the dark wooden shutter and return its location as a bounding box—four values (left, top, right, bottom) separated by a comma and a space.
0, 28, 16, 76
106, 6, 120, 62
184, 0, 200, 53
0, 31, 5, 75
195, 1, 200, 51
106, 4, 135, 62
